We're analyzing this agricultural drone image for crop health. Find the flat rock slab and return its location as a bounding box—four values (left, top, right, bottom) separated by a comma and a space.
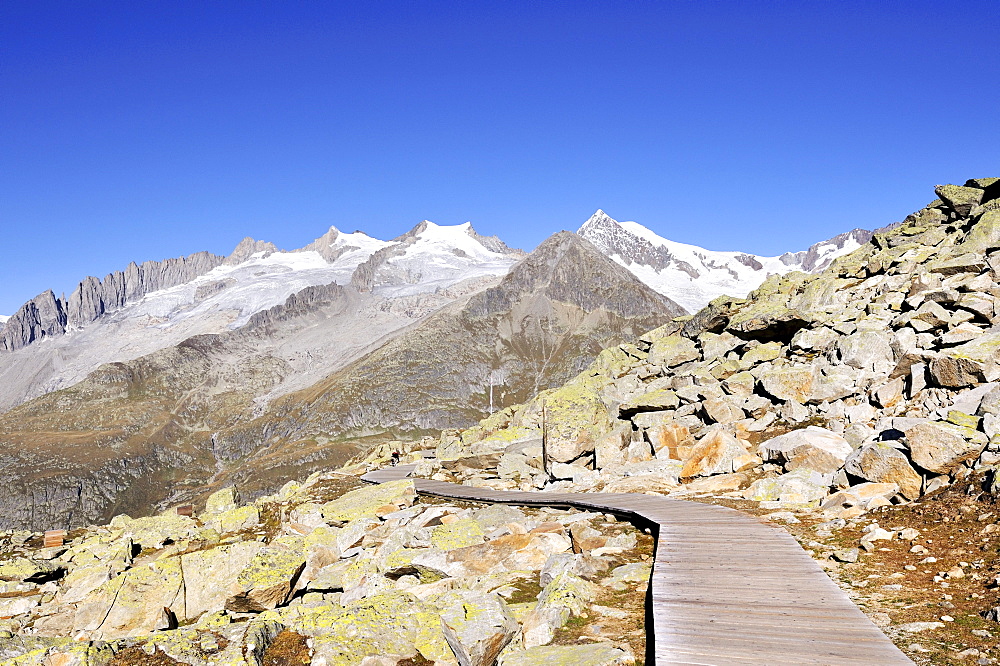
362, 465, 913, 665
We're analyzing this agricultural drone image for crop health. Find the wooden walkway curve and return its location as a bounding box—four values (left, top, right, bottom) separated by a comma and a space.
362, 464, 913, 665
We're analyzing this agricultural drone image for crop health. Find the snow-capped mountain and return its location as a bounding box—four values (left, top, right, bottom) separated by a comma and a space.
351, 221, 523, 296
578, 210, 870, 312
0, 221, 522, 412
0, 315, 7, 325
127, 230, 392, 333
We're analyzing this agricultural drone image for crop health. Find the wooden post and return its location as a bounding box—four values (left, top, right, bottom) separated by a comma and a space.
43, 530, 67, 548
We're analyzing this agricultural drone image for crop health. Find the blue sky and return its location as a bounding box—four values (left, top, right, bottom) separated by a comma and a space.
2, 1, 997, 315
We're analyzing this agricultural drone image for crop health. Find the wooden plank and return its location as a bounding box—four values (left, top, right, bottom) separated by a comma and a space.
361, 464, 914, 665
43, 529, 66, 548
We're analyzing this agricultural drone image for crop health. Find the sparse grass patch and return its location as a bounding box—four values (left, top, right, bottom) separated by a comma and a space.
109, 646, 182, 665
262, 629, 311, 665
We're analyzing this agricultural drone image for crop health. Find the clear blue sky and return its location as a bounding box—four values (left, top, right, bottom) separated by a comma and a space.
2, 1, 997, 315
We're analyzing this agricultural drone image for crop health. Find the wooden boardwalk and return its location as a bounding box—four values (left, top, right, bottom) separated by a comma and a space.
362, 465, 913, 665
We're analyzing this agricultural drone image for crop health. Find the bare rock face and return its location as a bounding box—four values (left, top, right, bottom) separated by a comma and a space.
224, 237, 278, 265
1, 251, 224, 352
66, 251, 225, 328
0, 290, 66, 351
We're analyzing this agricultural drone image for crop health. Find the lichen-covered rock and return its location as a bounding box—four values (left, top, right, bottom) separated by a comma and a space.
227, 539, 306, 612
55, 564, 113, 605
321, 480, 416, 525
205, 504, 261, 534
790, 326, 838, 352
500, 642, 634, 666
204, 486, 240, 514
183, 540, 264, 618
743, 468, 832, 507
431, 518, 486, 551
618, 387, 679, 415
821, 482, 900, 517
279, 591, 452, 664
702, 395, 746, 425
605, 562, 651, 586
436, 589, 519, 666
418, 532, 571, 579
961, 209, 1000, 252
931, 333, 1000, 387
837, 330, 895, 374
742, 341, 782, 365
758, 366, 814, 403
905, 421, 989, 474
74, 558, 185, 640
935, 183, 984, 216
0, 558, 61, 583
535, 376, 611, 464
0, 641, 115, 666
522, 571, 599, 647
699, 331, 742, 361
107, 513, 199, 550
593, 427, 629, 469
647, 335, 700, 367
0, 593, 39, 618
726, 301, 811, 341
133, 614, 283, 666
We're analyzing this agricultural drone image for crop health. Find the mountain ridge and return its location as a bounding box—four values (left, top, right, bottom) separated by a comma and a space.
577, 209, 870, 312
1, 213, 866, 359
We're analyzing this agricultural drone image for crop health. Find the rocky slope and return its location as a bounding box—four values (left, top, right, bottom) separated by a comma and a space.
420, 178, 1000, 507
579, 209, 871, 312
0, 474, 650, 666
0, 233, 682, 533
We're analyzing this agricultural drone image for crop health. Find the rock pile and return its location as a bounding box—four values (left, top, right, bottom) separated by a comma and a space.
0, 475, 648, 665
398, 178, 1000, 520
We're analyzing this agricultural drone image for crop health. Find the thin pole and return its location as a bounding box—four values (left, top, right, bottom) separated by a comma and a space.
541, 399, 548, 479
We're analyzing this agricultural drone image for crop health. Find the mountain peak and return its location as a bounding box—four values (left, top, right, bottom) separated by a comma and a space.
350, 220, 521, 294
298, 226, 345, 261
579, 209, 617, 233
465, 230, 686, 319
224, 237, 278, 265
